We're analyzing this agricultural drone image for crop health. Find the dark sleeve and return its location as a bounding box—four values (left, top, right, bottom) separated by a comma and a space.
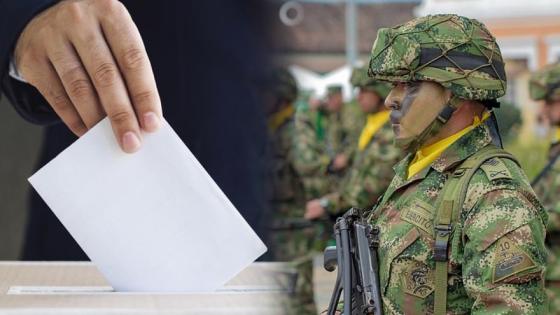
0, 0, 60, 125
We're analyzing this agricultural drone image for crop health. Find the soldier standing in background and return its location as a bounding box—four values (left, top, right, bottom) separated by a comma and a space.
356, 14, 547, 314
529, 62, 560, 314
265, 69, 317, 315
323, 85, 352, 174
304, 67, 402, 220
341, 72, 367, 162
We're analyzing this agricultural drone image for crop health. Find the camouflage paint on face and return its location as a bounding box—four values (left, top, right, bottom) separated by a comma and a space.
385, 81, 451, 147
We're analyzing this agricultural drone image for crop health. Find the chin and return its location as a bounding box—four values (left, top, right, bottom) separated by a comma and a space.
392, 124, 401, 136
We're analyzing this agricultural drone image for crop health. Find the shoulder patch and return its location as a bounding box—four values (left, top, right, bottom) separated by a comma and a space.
492, 236, 536, 283
401, 261, 434, 298
480, 158, 512, 181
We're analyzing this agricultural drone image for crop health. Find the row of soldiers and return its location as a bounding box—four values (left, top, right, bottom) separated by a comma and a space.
267, 13, 560, 315
266, 64, 399, 314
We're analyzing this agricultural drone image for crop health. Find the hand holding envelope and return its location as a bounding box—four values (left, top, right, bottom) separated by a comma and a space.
28, 118, 267, 292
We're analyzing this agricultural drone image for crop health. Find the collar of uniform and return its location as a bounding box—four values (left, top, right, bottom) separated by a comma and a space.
391, 153, 432, 190
390, 123, 491, 189
430, 123, 492, 173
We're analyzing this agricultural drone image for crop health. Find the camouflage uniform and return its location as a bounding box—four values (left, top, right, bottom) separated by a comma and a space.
341, 99, 366, 158
323, 122, 400, 214
362, 14, 548, 314
322, 68, 402, 214
324, 85, 357, 167
266, 69, 317, 315
293, 106, 334, 200
529, 62, 560, 314
369, 124, 547, 314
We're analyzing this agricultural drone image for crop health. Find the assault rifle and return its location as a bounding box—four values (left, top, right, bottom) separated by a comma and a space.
323, 208, 382, 315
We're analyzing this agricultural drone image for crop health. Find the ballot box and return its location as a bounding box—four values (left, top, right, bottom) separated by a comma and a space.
0, 261, 293, 315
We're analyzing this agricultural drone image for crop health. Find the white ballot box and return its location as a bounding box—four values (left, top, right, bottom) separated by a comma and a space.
0, 261, 293, 315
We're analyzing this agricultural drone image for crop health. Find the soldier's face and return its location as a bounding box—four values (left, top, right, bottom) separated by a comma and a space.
327, 93, 343, 112
545, 98, 560, 126
385, 81, 451, 140
357, 89, 382, 113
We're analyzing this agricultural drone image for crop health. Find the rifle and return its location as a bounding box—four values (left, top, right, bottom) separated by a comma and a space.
323, 208, 382, 315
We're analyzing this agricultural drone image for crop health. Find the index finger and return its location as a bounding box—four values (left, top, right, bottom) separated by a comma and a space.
98, 3, 162, 132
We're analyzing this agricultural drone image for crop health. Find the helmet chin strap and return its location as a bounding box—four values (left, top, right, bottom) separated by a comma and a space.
395, 96, 461, 153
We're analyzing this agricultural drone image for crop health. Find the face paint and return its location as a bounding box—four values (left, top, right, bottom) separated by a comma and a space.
385, 81, 452, 152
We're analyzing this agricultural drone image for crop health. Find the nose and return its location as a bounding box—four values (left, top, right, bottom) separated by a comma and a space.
385, 98, 400, 111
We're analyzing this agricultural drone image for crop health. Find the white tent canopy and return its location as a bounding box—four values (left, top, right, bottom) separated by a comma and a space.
289, 64, 356, 101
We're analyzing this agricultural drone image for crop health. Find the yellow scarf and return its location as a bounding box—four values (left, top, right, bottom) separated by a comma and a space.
407, 111, 491, 179
553, 127, 560, 144
358, 111, 391, 151
268, 105, 295, 132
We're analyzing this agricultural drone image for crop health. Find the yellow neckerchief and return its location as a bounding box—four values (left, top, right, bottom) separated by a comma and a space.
553, 127, 560, 144
358, 110, 391, 151
407, 111, 491, 179
268, 104, 295, 133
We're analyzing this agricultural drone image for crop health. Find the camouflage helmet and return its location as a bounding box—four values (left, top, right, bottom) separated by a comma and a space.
350, 66, 391, 98
368, 14, 507, 101
529, 62, 560, 101
270, 68, 298, 103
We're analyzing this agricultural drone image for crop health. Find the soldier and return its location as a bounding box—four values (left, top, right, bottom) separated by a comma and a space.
293, 92, 343, 201
265, 68, 317, 315
304, 67, 402, 219
355, 14, 547, 314
529, 62, 560, 313
342, 74, 367, 160
324, 85, 352, 173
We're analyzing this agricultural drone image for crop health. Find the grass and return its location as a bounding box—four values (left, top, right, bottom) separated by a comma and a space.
504, 138, 549, 181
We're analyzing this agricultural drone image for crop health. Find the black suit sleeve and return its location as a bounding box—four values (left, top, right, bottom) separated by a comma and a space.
0, 0, 60, 125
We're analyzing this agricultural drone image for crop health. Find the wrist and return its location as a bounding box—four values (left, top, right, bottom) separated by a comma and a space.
319, 197, 333, 213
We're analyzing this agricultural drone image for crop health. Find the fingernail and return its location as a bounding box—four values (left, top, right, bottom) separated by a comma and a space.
122, 132, 141, 153
143, 112, 160, 132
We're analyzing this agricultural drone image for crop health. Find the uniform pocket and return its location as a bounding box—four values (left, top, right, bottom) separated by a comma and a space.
381, 227, 421, 294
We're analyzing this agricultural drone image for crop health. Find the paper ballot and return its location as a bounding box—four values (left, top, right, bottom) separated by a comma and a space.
28, 118, 267, 292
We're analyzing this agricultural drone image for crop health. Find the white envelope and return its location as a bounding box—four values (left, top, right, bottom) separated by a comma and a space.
28, 118, 267, 292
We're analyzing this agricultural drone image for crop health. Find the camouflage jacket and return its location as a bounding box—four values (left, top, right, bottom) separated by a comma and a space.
324, 120, 401, 214
368, 124, 548, 314
340, 101, 366, 159
325, 111, 347, 158
268, 117, 306, 217
533, 142, 560, 282
292, 107, 335, 199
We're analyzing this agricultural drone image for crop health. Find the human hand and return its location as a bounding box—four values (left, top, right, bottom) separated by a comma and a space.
15, 0, 162, 153
332, 153, 348, 171
305, 199, 326, 220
